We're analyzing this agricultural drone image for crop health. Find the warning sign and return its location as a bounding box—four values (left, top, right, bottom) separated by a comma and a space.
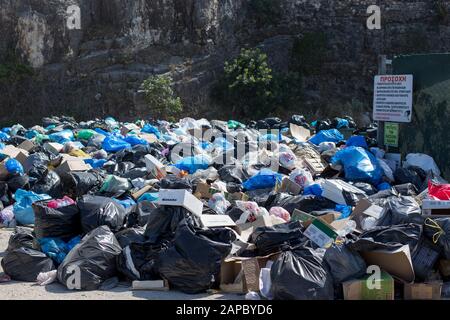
373, 75, 413, 123
384, 122, 399, 147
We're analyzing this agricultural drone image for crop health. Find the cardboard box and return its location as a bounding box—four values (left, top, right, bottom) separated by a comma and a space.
220, 260, 247, 294
240, 253, 279, 293
55, 159, 92, 174
195, 182, 248, 202
144, 154, 167, 179
279, 178, 302, 195
351, 199, 384, 230
237, 215, 286, 243
404, 281, 442, 300
422, 199, 450, 216
132, 280, 169, 291
359, 244, 415, 283
157, 189, 203, 217
0, 145, 29, 166
303, 158, 326, 175
18, 140, 36, 152
304, 218, 339, 248
201, 214, 236, 228
291, 209, 339, 227
43, 142, 64, 155
438, 260, 450, 277
343, 271, 394, 300
322, 179, 366, 205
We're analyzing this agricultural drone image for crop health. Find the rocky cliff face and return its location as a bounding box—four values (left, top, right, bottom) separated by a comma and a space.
1, 0, 449, 125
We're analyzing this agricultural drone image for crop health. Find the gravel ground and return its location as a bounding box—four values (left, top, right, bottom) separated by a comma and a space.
0, 229, 243, 300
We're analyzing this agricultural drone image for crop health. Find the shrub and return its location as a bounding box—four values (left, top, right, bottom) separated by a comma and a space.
141, 74, 183, 120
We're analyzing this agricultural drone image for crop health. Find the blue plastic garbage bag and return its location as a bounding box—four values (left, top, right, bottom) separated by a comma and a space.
124, 135, 148, 146
0, 143, 4, 150
102, 136, 131, 152
303, 183, 323, 196
2, 127, 11, 134
113, 197, 136, 209
175, 155, 211, 174
141, 124, 161, 139
243, 169, 282, 191
13, 189, 51, 225
25, 130, 38, 139
39, 236, 82, 264
84, 158, 107, 169
335, 204, 352, 219
0, 132, 10, 142
377, 182, 391, 191
309, 129, 344, 145
94, 128, 110, 136
49, 130, 74, 144
6, 159, 24, 175
138, 193, 159, 203
336, 118, 349, 129
331, 146, 383, 185
259, 133, 281, 142
346, 136, 368, 149
213, 137, 234, 150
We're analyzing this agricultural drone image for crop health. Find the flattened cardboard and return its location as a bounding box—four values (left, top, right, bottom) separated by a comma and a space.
240, 253, 279, 293
157, 189, 203, 217
291, 209, 339, 227
237, 215, 285, 243
0, 145, 29, 166
18, 140, 36, 152
201, 214, 236, 228
195, 182, 247, 202
404, 281, 442, 300
304, 218, 338, 248
360, 244, 415, 283
279, 178, 302, 195
43, 142, 64, 155
322, 179, 366, 205
55, 159, 92, 174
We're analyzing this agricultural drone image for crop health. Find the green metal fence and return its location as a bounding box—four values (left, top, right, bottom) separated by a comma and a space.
393, 54, 450, 180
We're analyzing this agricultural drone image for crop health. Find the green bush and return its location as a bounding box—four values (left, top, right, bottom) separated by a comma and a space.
141, 74, 183, 120
0, 52, 33, 83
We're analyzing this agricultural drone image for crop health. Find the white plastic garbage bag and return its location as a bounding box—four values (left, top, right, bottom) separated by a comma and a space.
405, 153, 441, 176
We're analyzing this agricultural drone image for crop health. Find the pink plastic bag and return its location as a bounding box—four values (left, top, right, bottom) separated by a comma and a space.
269, 207, 290, 222
429, 181, 450, 200
47, 196, 76, 209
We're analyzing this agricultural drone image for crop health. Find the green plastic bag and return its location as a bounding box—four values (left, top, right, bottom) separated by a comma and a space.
228, 120, 245, 129
77, 129, 96, 140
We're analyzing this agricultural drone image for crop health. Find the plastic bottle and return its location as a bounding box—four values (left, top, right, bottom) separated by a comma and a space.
336, 219, 357, 237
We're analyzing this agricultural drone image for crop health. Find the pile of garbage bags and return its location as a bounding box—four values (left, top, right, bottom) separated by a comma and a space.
0, 115, 449, 300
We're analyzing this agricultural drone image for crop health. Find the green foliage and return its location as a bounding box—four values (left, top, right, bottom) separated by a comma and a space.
0, 52, 33, 83
213, 48, 303, 119
291, 32, 327, 76
248, 0, 282, 27
141, 74, 183, 120
435, 0, 449, 24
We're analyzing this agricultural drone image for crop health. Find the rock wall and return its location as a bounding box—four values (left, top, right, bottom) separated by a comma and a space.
1, 0, 449, 125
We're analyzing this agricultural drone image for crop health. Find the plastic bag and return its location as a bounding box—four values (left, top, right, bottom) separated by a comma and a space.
208, 193, 231, 215
424, 218, 450, 259
318, 142, 336, 153
115, 227, 146, 248
289, 168, 313, 189
248, 221, 305, 256
144, 206, 191, 244
235, 201, 269, 223
13, 189, 51, 225
243, 169, 282, 191
5, 159, 24, 175
346, 136, 368, 148
141, 124, 161, 139
100, 175, 131, 196
48, 130, 74, 144
32, 202, 81, 240
308, 129, 344, 145
376, 196, 423, 227
428, 181, 450, 200
0, 205, 15, 228
158, 219, 234, 293
331, 146, 383, 185
159, 176, 192, 190
57, 226, 122, 290
76, 129, 96, 140
78, 195, 127, 234
323, 243, 366, 284
269, 207, 290, 222
124, 135, 148, 146
394, 167, 424, 190
102, 136, 131, 152
279, 151, 297, 170
405, 153, 441, 177
7, 226, 35, 251
31, 170, 63, 199
60, 171, 105, 198
218, 164, 248, 184
174, 155, 211, 174
1, 247, 55, 282
38, 236, 81, 264
270, 247, 334, 300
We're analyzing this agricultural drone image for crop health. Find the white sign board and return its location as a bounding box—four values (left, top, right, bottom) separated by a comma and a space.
373, 75, 413, 123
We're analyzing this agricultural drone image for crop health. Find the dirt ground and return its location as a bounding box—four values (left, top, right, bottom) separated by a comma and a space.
0, 229, 243, 300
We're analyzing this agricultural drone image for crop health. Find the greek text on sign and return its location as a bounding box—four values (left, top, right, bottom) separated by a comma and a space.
373, 75, 413, 123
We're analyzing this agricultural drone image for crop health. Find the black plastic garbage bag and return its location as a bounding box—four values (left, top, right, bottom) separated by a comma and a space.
266, 194, 335, 214
394, 183, 419, 196
394, 167, 424, 190
7, 226, 35, 251
61, 171, 105, 198
126, 201, 156, 228
32, 202, 81, 240
57, 226, 122, 290
115, 227, 146, 248
218, 164, 248, 184
117, 241, 169, 281
24, 152, 49, 173
350, 182, 377, 196
424, 217, 450, 259
31, 170, 63, 199
6, 174, 29, 192
159, 176, 192, 190
323, 243, 366, 284
248, 221, 306, 256
270, 247, 334, 300
78, 195, 126, 234
158, 219, 234, 294
144, 206, 189, 244
2, 247, 55, 282
120, 167, 148, 180
376, 196, 423, 227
